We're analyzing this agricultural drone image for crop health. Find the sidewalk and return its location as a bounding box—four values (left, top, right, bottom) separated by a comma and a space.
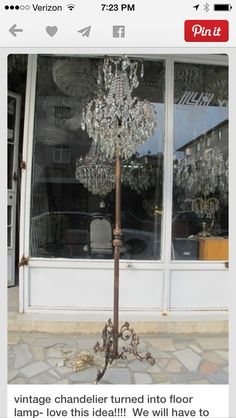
8, 331, 228, 384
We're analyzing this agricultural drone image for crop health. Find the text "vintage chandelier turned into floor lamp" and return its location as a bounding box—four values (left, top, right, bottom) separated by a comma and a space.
81, 56, 157, 383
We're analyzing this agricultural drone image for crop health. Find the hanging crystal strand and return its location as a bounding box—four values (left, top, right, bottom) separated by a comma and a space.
97, 66, 102, 86
141, 62, 144, 78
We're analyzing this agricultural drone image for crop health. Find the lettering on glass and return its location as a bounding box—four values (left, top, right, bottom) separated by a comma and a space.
178, 92, 215, 107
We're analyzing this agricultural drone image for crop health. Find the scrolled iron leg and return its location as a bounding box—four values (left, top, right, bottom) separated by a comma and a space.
94, 319, 115, 384
94, 319, 155, 383
95, 350, 114, 384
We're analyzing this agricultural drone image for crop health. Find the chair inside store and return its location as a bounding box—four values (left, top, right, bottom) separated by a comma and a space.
84, 216, 113, 258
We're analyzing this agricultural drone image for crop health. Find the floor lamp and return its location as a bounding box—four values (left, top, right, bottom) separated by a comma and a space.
81, 56, 157, 383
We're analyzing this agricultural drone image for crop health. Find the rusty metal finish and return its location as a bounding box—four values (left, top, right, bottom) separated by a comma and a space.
20, 161, 26, 170
94, 319, 155, 384
93, 143, 155, 384
119, 322, 155, 364
113, 147, 121, 358
18, 255, 29, 267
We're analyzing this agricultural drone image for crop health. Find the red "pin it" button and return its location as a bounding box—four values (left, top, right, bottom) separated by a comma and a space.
185, 20, 229, 42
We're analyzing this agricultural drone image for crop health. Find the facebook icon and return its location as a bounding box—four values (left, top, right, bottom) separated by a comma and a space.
113, 25, 125, 38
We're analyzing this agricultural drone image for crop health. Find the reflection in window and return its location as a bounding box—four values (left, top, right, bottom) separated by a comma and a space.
53, 145, 71, 163
172, 63, 228, 261
30, 57, 165, 260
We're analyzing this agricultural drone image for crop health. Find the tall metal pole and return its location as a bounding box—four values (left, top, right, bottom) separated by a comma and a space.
113, 143, 121, 358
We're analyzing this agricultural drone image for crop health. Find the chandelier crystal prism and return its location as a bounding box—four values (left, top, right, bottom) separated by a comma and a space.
75, 140, 115, 196
75, 140, 155, 196
81, 56, 157, 160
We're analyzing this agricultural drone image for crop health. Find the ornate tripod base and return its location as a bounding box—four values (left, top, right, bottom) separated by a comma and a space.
94, 319, 155, 384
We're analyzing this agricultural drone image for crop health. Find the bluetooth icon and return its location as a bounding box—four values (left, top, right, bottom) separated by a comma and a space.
203, 3, 210, 12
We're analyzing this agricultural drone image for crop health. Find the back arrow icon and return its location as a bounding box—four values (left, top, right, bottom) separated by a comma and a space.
9, 24, 23, 37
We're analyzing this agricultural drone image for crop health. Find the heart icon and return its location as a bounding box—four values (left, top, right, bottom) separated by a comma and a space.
46, 26, 58, 37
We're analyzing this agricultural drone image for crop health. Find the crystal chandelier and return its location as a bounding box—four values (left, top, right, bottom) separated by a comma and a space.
175, 147, 228, 197
52, 59, 96, 100
81, 56, 157, 160
122, 157, 155, 193
175, 147, 228, 231
40, 96, 81, 127
76, 141, 155, 196
75, 140, 115, 196
36, 124, 75, 145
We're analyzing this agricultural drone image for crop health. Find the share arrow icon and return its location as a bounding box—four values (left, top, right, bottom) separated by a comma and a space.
78, 26, 91, 37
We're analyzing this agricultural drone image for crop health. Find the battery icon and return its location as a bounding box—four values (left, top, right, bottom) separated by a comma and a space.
214, 4, 232, 10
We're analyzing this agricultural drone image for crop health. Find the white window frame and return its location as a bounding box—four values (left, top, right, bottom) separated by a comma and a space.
19, 54, 229, 314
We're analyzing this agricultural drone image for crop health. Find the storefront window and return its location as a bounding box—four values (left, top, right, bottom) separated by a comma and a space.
30, 56, 165, 259
172, 62, 228, 260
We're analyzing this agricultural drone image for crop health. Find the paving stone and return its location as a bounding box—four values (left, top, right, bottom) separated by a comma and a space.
94, 354, 109, 368
148, 338, 175, 352
49, 369, 61, 378
134, 372, 153, 384
156, 358, 170, 368
8, 356, 15, 370
170, 371, 203, 384
47, 358, 63, 367
19, 332, 35, 346
56, 365, 73, 375
173, 348, 201, 372
147, 364, 161, 373
69, 368, 97, 383
157, 381, 171, 384
30, 372, 59, 384
98, 379, 112, 385
152, 350, 172, 359
202, 351, 227, 365
75, 339, 97, 351
20, 361, 51, 378
190, 379, 209, 384
8, 331, 229, 385
216, 350, 228, 361
31, 346, 45, 360
103, 368, 132, 384
56, 379, 69, 384
35, 338, 66, 348
128, 359, 149, 372
10, 377, 26, 384
174, 342, 187, 350
13, 344, 33, 369
206, 371, 228, 384
197, 337, 228, 350
152, 373, 169, 383
199, 361, 219, 375
166, 359, 183, 373
187, 343, 203, 354
8, 369, 19, 382
8, 335, 20, 345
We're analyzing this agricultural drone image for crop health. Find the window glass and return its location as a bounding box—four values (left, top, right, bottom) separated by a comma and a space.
8, 97, 16, 190
172, 63, 228, 261
30, 56, 165, 260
